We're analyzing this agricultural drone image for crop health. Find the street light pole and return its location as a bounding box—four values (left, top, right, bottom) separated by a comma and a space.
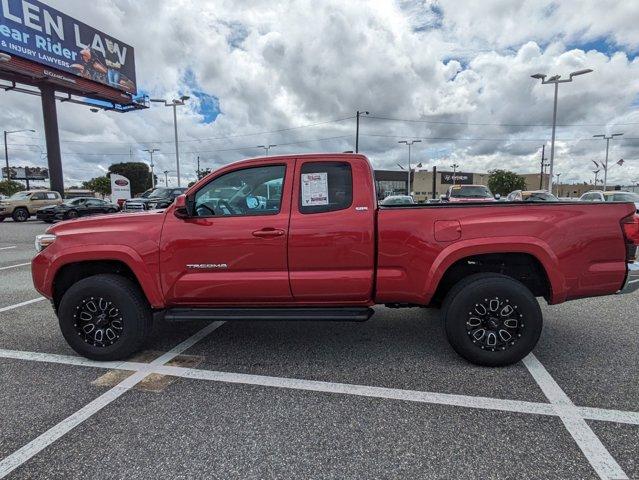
355, 111, 369, 153
531, 68, 593, 194
593, 133, 623, 191
398, 139, 421, 195
163, 170, 169, 187
257, 144, 277, 156
450, 163, 460, 186
142, 148, 159, 188
150, 96, 190, 187
555, 173, 561, 196
3, 129, 36, 181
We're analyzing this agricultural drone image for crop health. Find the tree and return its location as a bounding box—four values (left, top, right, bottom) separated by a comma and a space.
488, 169, 526, 196
0, 179, 26, 196
108, 162, 152, 195
82, 176, 111, 198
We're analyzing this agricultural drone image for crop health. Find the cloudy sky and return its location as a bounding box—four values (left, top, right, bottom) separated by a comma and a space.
2, 0, 639, 188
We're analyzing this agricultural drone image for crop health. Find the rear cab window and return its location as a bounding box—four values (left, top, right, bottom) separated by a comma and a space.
299, 161, 353, 214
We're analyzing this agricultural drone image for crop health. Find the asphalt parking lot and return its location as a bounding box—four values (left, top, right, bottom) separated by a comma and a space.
0, 219, 637, 479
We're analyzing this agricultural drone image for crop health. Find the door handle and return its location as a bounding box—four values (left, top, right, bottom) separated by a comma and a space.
252, 228, 285, 238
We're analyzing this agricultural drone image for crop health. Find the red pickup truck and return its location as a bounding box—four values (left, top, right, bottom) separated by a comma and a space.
32, 154, 639, 366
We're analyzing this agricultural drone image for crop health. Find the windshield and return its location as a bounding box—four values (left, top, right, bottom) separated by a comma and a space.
381, 196, 414, 205
450, 186, 492, 198
605, 193, 639, 202
148, 188, 171, 198
8, 191, 31, 200
523, 192, 557, 202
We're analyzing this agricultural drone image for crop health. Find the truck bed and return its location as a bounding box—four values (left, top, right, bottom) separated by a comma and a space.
375, 201, 636, 305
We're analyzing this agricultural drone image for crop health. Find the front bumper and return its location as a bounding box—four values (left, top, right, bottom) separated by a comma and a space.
619, 262, 639, 295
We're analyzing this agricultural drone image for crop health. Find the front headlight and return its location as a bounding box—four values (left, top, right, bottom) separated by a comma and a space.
35, 234, 56, 252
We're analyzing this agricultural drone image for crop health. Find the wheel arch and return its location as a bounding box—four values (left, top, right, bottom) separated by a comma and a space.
426, 239, 564, 306
49, 250, 164, 311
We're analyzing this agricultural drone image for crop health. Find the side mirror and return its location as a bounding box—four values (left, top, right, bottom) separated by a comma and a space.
495, 194, 501, 200
174, 194, 190, 219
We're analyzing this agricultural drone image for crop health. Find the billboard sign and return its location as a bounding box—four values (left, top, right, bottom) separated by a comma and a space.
2, 165, 49, 180
110, 173, 130, 203
0, 0, 136, 95
441, 171, 473, 185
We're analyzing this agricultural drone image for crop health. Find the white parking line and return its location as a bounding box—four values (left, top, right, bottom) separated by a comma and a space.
0, 262, 30, 271
0, 321, 225, 479
0, 297, 46, 313
523, 354, 628, 480
0, 246, 17, 251
1, 347, 638, 428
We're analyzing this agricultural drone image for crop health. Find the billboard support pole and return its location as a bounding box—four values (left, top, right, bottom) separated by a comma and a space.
40, 85, 64, 196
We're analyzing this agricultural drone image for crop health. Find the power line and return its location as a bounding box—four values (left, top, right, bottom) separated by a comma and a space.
39, 135, 352, 157
361, 134, 639, 142
365, 114, 639, 127
4, 115, 355, 146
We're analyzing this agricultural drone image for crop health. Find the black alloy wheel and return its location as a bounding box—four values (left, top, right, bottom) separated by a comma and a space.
58, 274, 152, 360
443, 273, 543, 367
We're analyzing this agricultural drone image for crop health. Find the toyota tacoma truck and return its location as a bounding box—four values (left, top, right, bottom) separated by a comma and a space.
31, 154, 639, 366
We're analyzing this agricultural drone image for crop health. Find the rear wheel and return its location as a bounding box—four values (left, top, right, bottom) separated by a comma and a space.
12, 208, 29, 222
58, 274, 152, 360
442, 273, 542, 367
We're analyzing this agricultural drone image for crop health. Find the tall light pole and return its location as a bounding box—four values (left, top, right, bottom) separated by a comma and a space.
150, 96, 189, 187
398, 140, 421, 195
355, 110, 369, 153
531, 68, 593, 194
555, 173, 561, 196
142, 148, 159, 188
450, 163, 459, 186
3, 129, 36, 181
593, 133, 623, 191
257, 144, 277, 156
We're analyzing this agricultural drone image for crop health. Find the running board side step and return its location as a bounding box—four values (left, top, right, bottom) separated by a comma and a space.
164, 307, 375, 322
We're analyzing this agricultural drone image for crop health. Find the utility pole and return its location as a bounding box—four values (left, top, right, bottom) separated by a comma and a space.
593, 133, 623, 191
257, 144, 277, 156
142, 148, 159, 188
531, 68, 593, 193
398, 139, 421, 195
539, 144, 548, 190
197, 155, 200, 179
451, 163, 459, 186
355, 111, 369, 153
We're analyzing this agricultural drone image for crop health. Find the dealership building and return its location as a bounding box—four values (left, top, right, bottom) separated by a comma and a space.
375, 169, 551, 201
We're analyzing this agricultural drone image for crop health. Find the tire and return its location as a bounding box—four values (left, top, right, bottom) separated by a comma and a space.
107, 208, 117, 214
442, 273, 542, 367
65, 209, 79, 220
12, 208, 29, 222
58, 274, 152, 361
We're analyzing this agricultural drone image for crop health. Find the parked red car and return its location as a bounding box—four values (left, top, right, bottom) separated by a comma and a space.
32, 154, 639, 366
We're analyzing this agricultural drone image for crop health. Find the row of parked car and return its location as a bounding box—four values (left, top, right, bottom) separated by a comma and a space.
380, 185, 639, 209
0, 186, 188, 223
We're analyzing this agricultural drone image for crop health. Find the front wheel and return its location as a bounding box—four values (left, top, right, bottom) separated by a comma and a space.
442, 273, 542, 367
58, 274, 152, 360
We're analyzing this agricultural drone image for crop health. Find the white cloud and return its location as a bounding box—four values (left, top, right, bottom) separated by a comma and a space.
1, 0, 639, 188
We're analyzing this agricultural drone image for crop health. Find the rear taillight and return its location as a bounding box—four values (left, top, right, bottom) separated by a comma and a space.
622, 214, 639, 261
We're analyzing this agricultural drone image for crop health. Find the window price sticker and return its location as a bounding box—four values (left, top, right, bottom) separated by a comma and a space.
301, 172, 329, 206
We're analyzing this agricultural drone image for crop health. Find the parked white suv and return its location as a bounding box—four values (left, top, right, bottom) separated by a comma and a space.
579, 190, 639, 211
